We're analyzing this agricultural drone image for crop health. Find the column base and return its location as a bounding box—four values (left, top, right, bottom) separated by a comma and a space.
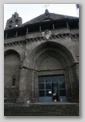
16, 97, 31, 103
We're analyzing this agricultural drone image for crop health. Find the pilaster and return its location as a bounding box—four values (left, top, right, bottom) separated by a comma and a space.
17, 67, 30, 103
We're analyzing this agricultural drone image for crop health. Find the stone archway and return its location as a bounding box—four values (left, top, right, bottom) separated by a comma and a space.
29, 41, 74, 69
4, 50, 20, 103
29, 41, 78, 102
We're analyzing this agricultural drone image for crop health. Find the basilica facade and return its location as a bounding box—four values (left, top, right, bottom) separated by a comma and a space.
4, 9, 79, 103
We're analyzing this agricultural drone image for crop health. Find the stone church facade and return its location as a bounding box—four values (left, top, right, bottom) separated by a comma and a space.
4, 9, 79, 103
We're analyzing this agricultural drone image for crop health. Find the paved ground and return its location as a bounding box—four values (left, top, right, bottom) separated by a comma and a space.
4, 102, 79, 116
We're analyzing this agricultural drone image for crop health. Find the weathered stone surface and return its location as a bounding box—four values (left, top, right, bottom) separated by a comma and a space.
5, 12, 22, 30
4, 103, 79, 116
4, 11, 79, 103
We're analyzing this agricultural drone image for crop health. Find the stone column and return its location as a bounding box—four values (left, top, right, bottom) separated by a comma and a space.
67, 64, 79, 102
25, 69, 36, 103
64, 67, 73, 102
74, 62, 79, 82
17, 67, 30, 103
72, 62, 79, 102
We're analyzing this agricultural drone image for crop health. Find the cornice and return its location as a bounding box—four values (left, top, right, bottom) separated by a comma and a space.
4, 33, 79, 47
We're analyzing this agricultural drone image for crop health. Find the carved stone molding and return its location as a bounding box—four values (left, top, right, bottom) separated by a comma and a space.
4, 33, 79, 47
42, 30, 51, 40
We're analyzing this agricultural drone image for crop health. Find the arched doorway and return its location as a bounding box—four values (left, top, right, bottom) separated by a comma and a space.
30, 41, 75, 102
4, 50, 20, 103
37, 54, 66, 102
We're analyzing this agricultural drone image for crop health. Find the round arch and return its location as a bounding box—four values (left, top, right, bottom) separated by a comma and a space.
4, 49, 20, 58
4, 49, 20, 102
29, 41, 75, 70
29, 41, 76, 102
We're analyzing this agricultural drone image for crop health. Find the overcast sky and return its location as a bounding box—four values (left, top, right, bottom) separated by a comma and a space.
4, 4, 79, 28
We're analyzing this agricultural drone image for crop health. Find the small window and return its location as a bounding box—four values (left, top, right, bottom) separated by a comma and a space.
12, 75, 16, 86
39, 84, 44, 89
9, 20, 13, 23
60, 90, 66, 96
15, 19, 18, 22
14, 15, 16, 18
59, 82, 65, 89
9, 25, 12, 28
46, 83, 52, 89
39, 91, 44, 96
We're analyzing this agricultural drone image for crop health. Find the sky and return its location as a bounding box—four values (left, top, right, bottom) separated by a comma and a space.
4, 4, 79, 28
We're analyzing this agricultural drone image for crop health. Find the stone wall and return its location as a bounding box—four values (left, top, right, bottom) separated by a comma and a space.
4, 27, 79, 103
4, 50, 20, 102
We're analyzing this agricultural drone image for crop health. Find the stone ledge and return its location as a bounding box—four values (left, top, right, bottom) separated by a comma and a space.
4, 103, 79, 116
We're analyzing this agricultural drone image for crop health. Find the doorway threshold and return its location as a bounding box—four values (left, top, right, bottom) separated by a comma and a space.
32, 102, 79, 105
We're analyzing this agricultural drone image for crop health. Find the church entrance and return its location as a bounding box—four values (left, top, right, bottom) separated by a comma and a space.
38, 75, 67, 102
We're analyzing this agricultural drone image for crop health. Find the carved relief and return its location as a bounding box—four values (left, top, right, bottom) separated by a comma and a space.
42, 30, 51, 40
